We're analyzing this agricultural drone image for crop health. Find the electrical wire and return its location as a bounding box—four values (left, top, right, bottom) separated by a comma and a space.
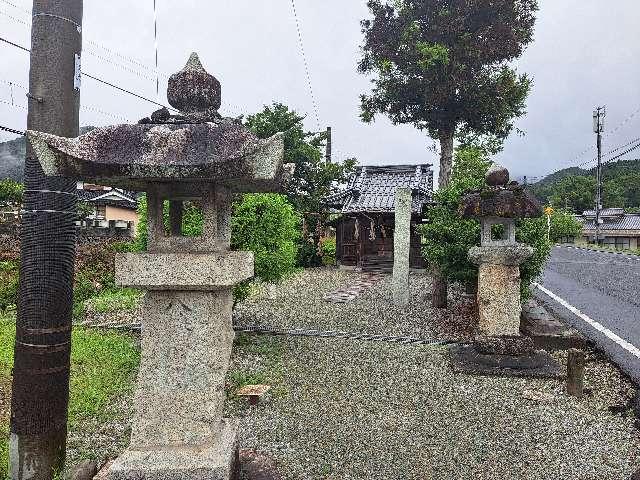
0, 36, 178, 113
289, 0, 321, 130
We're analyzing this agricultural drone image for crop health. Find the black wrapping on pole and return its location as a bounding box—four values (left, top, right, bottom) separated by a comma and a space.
11, 158, 77, 435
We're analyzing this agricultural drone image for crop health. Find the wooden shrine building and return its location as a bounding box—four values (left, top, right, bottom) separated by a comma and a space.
325, 164, 433, 272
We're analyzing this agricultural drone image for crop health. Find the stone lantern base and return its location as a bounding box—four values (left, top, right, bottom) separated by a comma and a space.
106, 252, 253, 480
469, 244, 533, 336
107, 419, 239, 480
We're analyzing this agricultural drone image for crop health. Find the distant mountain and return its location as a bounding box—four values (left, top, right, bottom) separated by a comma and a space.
530, 159, 640, 209
0, 126, 96, 182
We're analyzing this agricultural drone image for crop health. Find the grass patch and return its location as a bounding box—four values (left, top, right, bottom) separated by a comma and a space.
227, 333, 287, 401
86, 288, 142, 314
0, 315, 140, 478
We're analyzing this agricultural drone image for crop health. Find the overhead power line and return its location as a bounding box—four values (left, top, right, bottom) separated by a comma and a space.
572, 135, 640, 169
0, 35, 178, 113
289, 0, 321, 130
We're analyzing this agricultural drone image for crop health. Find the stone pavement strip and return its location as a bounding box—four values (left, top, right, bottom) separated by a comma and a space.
322, 272, 385, 303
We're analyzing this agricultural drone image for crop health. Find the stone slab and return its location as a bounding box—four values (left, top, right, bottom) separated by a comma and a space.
116, 252, 253, 290
449, 345, 563, 379
392, 188, 411, 306
107, 419, 239, 480
521, 299, 586, 351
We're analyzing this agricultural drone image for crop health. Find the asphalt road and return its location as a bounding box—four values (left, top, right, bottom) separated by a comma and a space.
536, 245, 640, 384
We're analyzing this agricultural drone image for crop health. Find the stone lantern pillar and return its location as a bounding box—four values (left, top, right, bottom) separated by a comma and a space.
27, 53, 285, 480
460, 164, 542, 337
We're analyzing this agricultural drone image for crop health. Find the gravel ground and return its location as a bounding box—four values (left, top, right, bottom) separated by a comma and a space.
234, 268, 477, 342
227, 267, 640, 480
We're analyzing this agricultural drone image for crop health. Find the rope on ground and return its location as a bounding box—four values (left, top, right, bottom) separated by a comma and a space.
84, 321, 463, 348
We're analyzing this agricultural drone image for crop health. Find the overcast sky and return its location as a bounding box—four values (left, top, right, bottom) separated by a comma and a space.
1, 0, 639, 184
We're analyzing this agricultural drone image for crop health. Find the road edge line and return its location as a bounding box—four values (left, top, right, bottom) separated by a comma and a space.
533, 282, 640, 359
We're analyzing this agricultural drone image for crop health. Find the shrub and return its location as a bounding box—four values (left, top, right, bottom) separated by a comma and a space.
547, 208, 583, 243
319, 237, 337, 266
517, 217, 552, 299
232, 193, 300, 283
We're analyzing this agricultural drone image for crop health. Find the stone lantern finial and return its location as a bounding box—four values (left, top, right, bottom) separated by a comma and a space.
167, 52, 222, 113
486, 163, 510, 187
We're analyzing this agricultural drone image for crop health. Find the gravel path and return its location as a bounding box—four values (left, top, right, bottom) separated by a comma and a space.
227, 268, 640, 480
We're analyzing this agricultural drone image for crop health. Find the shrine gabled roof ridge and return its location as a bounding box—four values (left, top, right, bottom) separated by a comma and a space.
325, 163, 434, 214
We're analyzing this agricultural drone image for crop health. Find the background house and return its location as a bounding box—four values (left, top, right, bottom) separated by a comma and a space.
77, 182, 140, 232
577, 208, 640, 250
325, 164, 433, 272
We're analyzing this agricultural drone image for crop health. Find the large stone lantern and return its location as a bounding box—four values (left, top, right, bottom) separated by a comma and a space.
459, 165, 542, 337
27, 53, 285, 480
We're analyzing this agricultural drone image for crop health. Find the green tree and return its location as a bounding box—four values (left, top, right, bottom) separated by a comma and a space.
548, 175, 595, 213
547, 209, 583, 243
245, 103, 356, 214
359, 0, 538, 306
245, 103, 356, 266
603, 179, 625, 208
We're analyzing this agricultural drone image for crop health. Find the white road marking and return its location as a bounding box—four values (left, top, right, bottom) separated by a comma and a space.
533, 282, 640, 359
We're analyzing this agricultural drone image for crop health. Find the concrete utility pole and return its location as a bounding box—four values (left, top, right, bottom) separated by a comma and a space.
326, 126, 332, 164
9, 1, 82, 478
593, 106, 605, 245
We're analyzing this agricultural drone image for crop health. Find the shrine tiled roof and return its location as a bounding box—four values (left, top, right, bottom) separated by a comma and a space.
325, 164, 433, 214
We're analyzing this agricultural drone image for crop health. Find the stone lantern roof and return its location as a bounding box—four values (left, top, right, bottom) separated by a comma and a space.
459, 164, 542, 220
26, 53, 285, 193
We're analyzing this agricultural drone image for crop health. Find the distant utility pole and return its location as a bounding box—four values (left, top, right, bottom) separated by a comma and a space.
326, 126, 332, 164
593, 106, 606, 245
9, 1, 82, 479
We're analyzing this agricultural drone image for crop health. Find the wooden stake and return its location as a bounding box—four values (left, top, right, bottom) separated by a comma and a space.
567, 348, 586, 398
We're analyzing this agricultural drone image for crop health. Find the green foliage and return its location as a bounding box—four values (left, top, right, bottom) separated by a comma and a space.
359, 0, 537, 141
0, 261, 18, 315
133, 195, 151, 252
547, 209, 583, 243
419, 145, 490, 285
419, 144, 551, 298
245, 103, 356, 267
547, 175, 596, 213
319, 237, 337, 266
517, 217, 552, 299
77, 201, 94, 224
245, 103, 356, 215
231, 194, 300, 283
531, 159, 640, 211
0, 179, 23, 204
0, 315, 140, 477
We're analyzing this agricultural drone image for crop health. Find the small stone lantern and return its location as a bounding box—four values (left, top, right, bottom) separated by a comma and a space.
460, 164, 542, 337
28, 53, 285, 480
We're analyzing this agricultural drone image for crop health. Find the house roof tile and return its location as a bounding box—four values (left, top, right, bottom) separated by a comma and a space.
325, 164, 434, 214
